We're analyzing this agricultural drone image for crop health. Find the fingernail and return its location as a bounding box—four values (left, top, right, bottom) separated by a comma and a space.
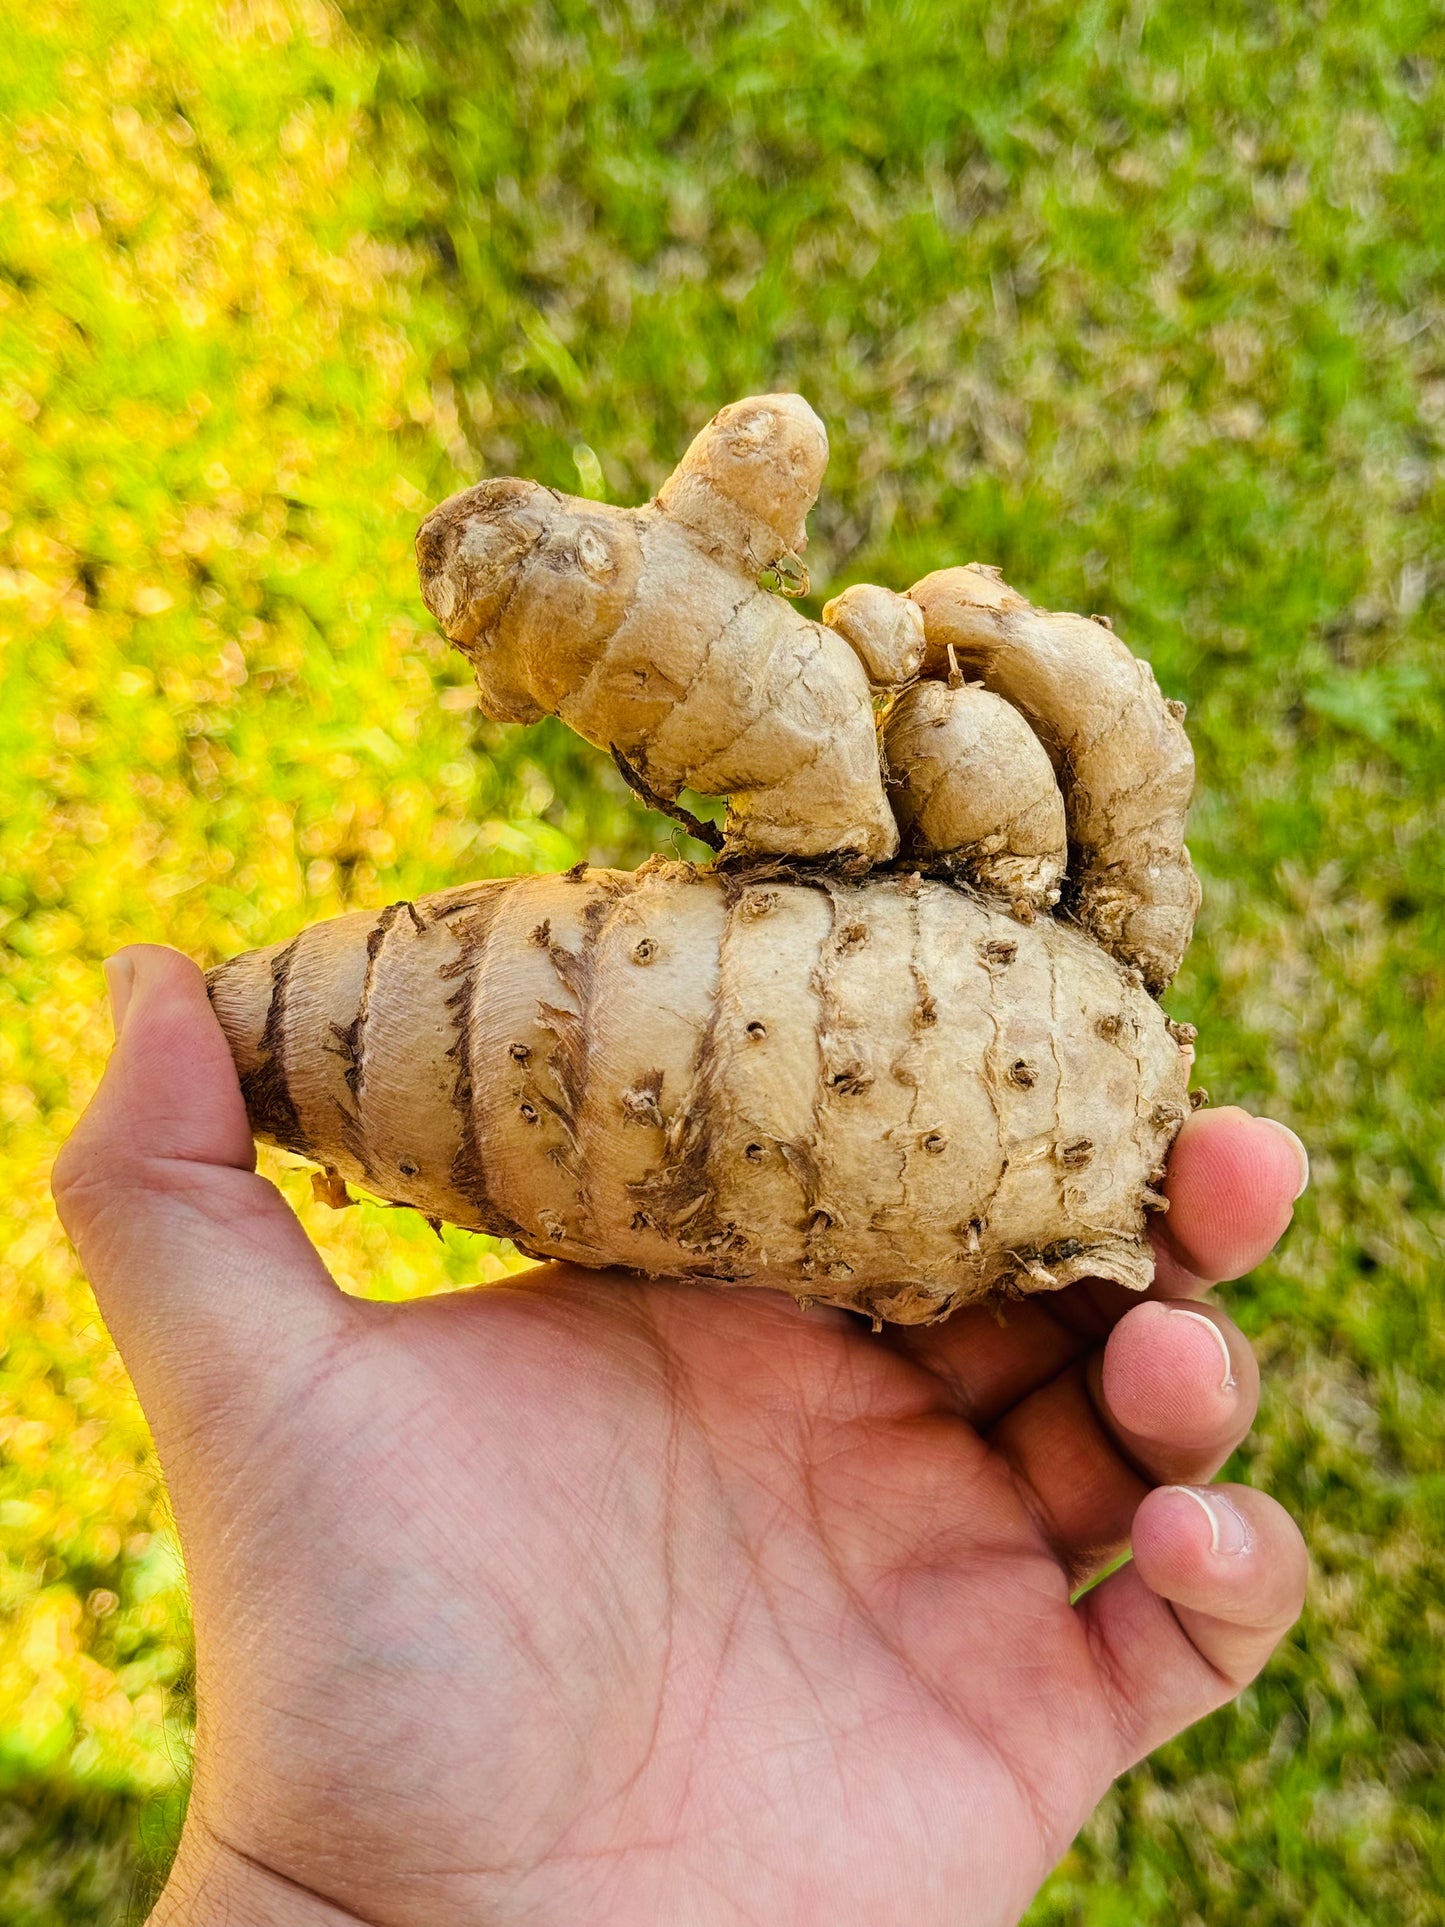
1164, 1306, 1237, 1392
103, 954, 135, 1040
1172, 1484, 1252, 1556
1256, 1118, 1310, 1199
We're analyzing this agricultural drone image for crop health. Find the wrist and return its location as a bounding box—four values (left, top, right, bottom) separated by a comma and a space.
149, 1824, 369, 1927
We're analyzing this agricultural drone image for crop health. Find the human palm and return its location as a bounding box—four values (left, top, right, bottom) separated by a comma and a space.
54, 949, 1309, 1927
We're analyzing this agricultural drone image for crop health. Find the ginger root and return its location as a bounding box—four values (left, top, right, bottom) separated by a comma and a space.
415, 395, 898, 865
209, 866, 1189, 1325
882, 679, 1066, 917
821, 583, 926, 689
908, 565, 1199, 993
208, 394, 1203, 1324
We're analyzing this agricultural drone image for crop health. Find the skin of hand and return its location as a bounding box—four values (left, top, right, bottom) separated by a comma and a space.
52, 947, 1310, 1927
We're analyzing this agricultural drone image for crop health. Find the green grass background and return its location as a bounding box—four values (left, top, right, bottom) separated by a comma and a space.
2, 0, 1442, 1918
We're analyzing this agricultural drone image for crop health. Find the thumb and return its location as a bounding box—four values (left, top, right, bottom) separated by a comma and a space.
52, 944, 354, 1447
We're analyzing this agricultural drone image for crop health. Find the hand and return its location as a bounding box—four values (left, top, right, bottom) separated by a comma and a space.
53, 946, 1310, 1927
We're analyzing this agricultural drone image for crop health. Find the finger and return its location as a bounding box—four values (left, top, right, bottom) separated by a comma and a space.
984, 1298, 1258, 1585
1151, 1105, 1308, 1294
887, 1298, 1082, 1429
891, 1105, 1305, 1426
51, 945, 353, 1444
1085, 1105, 1310, 1310
1078, 1483, 1308, 1767
1089, 1298, 1259, 1486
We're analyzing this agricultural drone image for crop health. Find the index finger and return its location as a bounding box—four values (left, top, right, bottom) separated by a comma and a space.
889, 1106, 1308, 1427
1150, 1105, 1308, 1296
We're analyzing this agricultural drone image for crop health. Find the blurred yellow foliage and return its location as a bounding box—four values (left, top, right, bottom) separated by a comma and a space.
0, 0, 586, 1898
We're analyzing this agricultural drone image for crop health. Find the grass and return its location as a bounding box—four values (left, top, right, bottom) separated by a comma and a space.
1, 0, 1441, 1918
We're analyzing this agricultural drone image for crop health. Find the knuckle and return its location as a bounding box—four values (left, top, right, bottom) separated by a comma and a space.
51, 1122, 104, 1216
52, 1118, 211, 1251
50, 1138, 131, 1246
